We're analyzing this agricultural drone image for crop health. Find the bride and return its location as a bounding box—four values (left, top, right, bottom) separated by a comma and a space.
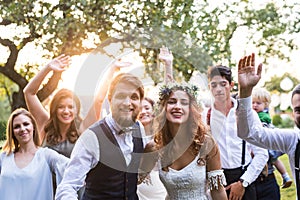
140, 81, 227, 200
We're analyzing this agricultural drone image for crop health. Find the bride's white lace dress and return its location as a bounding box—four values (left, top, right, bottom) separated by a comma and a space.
159, 155, 210, 200
158, 135, 226, 200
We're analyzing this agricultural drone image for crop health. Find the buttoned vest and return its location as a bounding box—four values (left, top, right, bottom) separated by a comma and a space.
82, 119, 143, 200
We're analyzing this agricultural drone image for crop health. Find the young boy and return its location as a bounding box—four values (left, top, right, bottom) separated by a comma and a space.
252, 87, 292, 199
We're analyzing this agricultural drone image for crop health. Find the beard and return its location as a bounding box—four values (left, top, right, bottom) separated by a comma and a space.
114, 111, 139, 127
296, 121, 300, 129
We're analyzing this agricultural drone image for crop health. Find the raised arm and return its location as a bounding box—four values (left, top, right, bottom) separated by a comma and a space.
23, 54, 70, 138
159, 47, 174, 84
236, 54, 295, 153
79, 60, 132, 133
238, 53, 263, 98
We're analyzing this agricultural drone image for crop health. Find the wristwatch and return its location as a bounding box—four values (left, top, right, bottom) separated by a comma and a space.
239, 179, 249, 188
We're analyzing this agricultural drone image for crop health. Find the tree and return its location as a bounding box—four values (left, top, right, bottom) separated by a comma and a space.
264, 73, 299, 93
0, 74, 14, 120
0, 0, 299, 111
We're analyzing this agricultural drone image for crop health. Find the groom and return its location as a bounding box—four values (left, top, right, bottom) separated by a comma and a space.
55, 73, 145, 200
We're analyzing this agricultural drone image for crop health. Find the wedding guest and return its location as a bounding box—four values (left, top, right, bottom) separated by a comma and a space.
137, 97, 167, 200
137, 46, 173, 200
0, 108, 69, 200
236, 53, 300, 199
207, 65, 268, 200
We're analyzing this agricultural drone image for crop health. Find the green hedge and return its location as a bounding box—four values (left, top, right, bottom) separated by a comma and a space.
0, 121, 6, 141
280, 117, 294, 128
272, 114, 294, 128
272, 114, 282, 126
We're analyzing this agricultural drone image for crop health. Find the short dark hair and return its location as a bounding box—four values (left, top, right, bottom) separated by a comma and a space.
207, 65, 232, 84
292, 84, 300, 100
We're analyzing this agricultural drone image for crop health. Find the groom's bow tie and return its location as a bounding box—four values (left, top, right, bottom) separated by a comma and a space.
118, 127, 138, 135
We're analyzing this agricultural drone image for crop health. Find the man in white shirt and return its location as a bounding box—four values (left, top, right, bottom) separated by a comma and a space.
55, 73, 145, 200
206, 65, 268, 200
236, 53, 300, 199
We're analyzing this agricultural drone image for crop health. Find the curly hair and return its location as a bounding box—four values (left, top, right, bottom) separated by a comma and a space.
153, 87, 207, 168
44, 89, 82, 146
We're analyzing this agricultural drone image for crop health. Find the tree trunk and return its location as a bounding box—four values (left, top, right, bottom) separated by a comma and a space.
12, 90, 26, 112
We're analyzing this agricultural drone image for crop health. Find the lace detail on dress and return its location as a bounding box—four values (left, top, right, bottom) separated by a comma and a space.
159, 158, 209, 200
207, 169, 227, 190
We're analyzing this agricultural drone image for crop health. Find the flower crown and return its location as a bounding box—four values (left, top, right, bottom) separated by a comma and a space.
158, 82, 198, 102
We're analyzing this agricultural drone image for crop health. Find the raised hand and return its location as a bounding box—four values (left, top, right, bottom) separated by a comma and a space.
238, 53, 263, 98
111, 59, 132, 71
159, 46, 173, 66
47, 54, 71, 72
159, 46, 174, 84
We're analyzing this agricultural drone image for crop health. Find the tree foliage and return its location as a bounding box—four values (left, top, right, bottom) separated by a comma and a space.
0, 74, 15, 120
264, 72, 299, 93
0, 0, 299, 111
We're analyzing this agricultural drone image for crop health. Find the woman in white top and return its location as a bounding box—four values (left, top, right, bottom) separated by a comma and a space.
137, 97, 168, 200
0, 108, 69, 200
137, 47, 175, 199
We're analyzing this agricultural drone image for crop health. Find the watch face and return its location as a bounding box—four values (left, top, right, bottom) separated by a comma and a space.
242, 181, 249, 187
240, 179, 249, 187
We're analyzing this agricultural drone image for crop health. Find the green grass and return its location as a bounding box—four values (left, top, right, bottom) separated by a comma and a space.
274, 154, 296, 200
